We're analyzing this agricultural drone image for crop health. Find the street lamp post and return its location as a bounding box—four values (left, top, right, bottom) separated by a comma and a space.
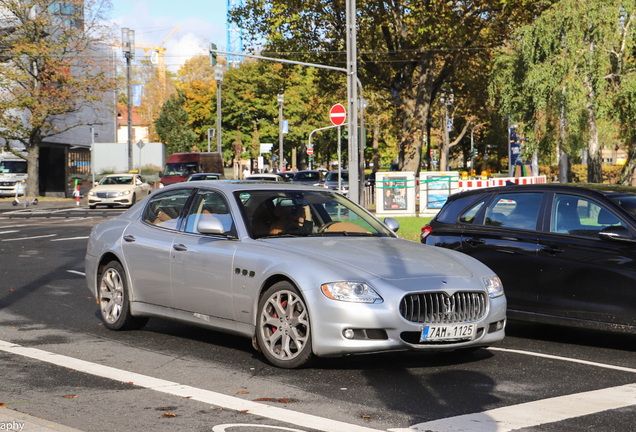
215, 66, 224, 155
278, 92, 284, 172
121, 28, 135, 172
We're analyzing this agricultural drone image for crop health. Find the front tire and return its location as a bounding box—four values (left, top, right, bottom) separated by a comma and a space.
129, 193, 137, 207
256, 282, 313, 368
98, 261, 148, 330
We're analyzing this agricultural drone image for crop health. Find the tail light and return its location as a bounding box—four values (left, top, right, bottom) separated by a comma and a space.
420, 225, 433, 243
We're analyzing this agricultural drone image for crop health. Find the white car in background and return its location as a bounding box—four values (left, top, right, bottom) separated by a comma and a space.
87, 173, 152, 209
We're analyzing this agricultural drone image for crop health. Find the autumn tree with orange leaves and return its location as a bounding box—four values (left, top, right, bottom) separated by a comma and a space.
0, 0, 116, 197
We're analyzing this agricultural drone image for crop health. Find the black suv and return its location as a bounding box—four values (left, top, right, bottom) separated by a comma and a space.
422, 183, 636, 333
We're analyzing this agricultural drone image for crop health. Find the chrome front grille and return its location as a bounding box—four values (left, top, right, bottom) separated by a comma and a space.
400, 292, 487, 324
96, 191, 120, 198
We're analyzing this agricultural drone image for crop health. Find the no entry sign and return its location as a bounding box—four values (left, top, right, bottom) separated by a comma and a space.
330, 103, 346, 126
307, 148, 314, 155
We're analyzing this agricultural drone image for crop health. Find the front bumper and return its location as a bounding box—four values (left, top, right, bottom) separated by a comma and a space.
304, 287, 507, 357
88, 196, 134, 206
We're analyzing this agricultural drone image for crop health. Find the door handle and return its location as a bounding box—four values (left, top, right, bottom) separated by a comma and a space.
542, 246, 563, 255
464, 238, 485, 247
173, 244, 188, 252
123, 235, 135, 242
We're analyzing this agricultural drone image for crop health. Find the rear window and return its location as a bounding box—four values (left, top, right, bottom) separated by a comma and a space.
436, 194, 487, 224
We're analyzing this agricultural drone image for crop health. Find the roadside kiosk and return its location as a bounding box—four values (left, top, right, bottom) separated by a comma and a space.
375, 171, 417, 217
419, 171, 460, 216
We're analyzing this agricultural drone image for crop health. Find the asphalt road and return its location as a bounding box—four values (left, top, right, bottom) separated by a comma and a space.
0, 205, 635, 432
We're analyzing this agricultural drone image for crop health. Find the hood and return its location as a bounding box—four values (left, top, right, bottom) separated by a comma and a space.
262, 237, 474, 281
91, 184, 134, 191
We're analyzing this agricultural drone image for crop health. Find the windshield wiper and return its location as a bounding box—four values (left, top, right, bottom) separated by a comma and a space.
257, 233, 302, 239
309, 231, 375, 237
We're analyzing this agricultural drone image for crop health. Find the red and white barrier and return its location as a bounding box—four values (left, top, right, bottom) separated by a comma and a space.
460, 175, 546, 192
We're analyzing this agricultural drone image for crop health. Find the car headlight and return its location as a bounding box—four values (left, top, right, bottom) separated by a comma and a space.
123, 190, 131, 195
483, 276, 504, 298
88, 191, 95, 196
321, 282, 383, 303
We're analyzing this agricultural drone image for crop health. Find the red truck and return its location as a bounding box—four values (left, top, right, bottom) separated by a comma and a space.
159, 152, 224, 187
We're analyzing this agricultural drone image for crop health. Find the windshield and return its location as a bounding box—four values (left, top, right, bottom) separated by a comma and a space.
164, 162, 198, 176
326, 172, 348, 182
99, 176, 134, 185
0, 160, 27, 174
235, 190, 396, 239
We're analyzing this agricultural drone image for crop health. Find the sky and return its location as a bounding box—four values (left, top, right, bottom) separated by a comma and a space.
110, 0, 230, 71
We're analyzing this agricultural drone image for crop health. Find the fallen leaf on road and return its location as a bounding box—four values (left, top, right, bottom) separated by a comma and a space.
237, 391, 249, 395
163, 413, 176, 418
253, 398, 274, 402
125, 382, 134, 385
7, 289, 13, 292
63, 395, 77, 398
239, 410, 249, 413
278, 398, 291, 403
0, 403, 5, 407
361, 414, 371, 419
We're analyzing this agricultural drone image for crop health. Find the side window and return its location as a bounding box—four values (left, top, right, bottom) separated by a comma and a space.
484, 192, 543, 230
459, 199, 487, 224
142, 189, 192, 230
184, 190, 235, 235
551, 194, 626, 238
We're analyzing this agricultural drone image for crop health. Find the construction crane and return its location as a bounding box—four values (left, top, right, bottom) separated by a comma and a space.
133, 26, 178, 89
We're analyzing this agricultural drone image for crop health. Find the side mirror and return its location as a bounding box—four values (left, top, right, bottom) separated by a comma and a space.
93, 181, 99, 187
598, 225, 635, 243
159, 172, 163, 178
384, 217, 400, 233
197, 216, 225, 235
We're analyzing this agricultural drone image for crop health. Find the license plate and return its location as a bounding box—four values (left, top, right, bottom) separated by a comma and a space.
421, 324, 476, 342
101, 198, 114, 203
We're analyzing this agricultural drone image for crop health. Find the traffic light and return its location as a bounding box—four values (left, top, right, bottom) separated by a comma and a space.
210, 43, 217, 66
470, 149, 478, 159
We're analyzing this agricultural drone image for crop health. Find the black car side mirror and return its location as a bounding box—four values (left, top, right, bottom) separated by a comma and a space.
598, 225, 635, 243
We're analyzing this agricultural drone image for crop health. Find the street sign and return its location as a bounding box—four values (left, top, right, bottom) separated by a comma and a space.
330, 104, 346, 126
307, 148, 314, 155
136, 140, 145, 149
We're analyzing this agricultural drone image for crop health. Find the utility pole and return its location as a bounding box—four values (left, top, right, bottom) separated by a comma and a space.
215, 66, 224, 155
122, 28, 135, 172
346, 0, 359, 203
278, 92, 284, 172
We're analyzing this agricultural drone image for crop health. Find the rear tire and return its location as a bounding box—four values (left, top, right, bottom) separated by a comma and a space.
98, 261, 148, 330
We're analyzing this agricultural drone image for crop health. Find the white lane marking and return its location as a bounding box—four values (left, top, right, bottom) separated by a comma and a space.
1, 234, 57, 242
0, 340, 383, 432
0, 224, 26, 228
0, 230, 19, 235
490, 347, 636, 374
390, 383, 636, 432
213, 425, 306, 432
51, 236, 89, 242
66, 270, 86, 276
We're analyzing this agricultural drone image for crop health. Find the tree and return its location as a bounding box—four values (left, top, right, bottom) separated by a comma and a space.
491, 0, 636, 183
155, 90, 197, 154
232, 0, 553, 175
0, 0, 116, 196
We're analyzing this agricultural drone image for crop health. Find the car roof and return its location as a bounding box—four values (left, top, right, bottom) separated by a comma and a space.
160, 180, 328, 193
449, 183, 636, 201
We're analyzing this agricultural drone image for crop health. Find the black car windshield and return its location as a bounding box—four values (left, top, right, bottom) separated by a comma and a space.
235, 190, 396, 239
609, 194, 636, 217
